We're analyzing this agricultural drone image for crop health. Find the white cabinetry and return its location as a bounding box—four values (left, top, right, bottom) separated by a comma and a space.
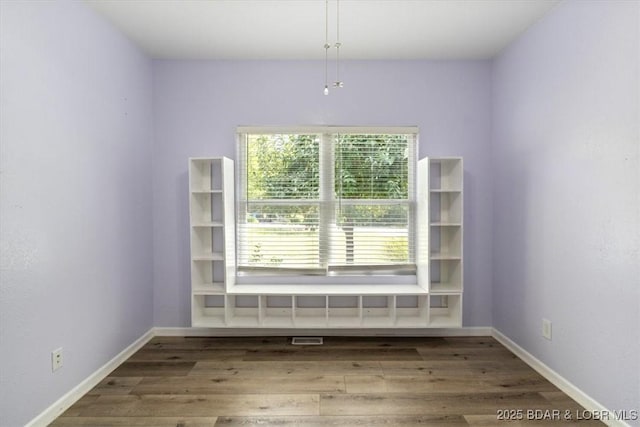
189, 157, 463, 328
427, 158, 463, 326
189, 157, 235, 327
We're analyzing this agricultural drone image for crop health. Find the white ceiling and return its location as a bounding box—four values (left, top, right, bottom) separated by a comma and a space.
84, 0, 560, 60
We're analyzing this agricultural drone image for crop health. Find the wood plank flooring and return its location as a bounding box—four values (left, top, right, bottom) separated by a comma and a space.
51, 336, 603, 426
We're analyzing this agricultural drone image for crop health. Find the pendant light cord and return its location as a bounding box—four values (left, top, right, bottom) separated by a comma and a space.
335, 0, 342, 87
324, 0, 330, 95
323, 0, 343, 94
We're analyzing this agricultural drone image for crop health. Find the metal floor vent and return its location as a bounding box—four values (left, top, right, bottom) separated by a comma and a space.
291, 337, 323, 345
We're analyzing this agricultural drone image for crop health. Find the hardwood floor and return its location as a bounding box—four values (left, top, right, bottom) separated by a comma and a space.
51, 336, 602, 426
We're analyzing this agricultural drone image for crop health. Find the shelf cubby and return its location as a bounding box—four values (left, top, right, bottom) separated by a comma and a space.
395, 295, 428, 327
361, 295, 395, 327
430, 225, 462, 260
189, 158, 223, 192
190, 192, 223, 224
261, 295, 294, 328
191, 259, 225, 293
294, 296, 327, 327
192, 295, 226, 327
191, 226, 224, 260
429, 158, 463, 191
226, 295, 260, 327
428, 294, 462, 327
429, 259, 463, 293
328, 296, 361, 327
430, 191, 462, 225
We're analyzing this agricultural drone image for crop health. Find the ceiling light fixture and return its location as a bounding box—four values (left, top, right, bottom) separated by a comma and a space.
323, 0, 343, 95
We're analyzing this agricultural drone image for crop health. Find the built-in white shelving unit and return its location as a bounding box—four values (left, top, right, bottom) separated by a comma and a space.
189, 157, 235, 327
189, 157, 463, 329
427, 158, 463, 326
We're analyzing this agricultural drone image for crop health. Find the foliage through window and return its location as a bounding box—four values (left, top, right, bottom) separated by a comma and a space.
237, 128, 417, 276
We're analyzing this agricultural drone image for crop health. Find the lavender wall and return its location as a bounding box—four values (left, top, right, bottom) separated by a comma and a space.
9, 1, 636, 424
152, 60, 493, 327
0, 1, 154, 425
492, 0, 639, 419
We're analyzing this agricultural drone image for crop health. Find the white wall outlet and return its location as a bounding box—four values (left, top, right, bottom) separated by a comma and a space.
51, 348, 63, 372
542, 319, 552, 340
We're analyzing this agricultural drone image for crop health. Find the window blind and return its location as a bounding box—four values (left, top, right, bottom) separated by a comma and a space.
331, 133, 415, 273
237, 128, 417, 276
237, 133, 323, 273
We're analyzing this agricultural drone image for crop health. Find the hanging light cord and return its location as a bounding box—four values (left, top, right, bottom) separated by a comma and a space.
334, 0, 343, 88
323, 0, 343, 95
324, 0, 330, 95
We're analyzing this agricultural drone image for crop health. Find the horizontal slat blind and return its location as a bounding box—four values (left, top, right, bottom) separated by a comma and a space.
330, 134, 415, 273
237, 134, 322, 272
237, 129, 416, 276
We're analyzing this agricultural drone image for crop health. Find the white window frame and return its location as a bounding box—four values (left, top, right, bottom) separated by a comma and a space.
236, 126, 419, 286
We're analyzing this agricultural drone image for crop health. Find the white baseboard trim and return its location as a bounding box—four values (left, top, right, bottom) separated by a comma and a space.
26, 328, 155, 427
153, 326, 493, 337
492, 328, 631, 427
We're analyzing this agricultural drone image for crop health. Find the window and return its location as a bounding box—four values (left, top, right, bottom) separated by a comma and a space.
237, 127, 417, 278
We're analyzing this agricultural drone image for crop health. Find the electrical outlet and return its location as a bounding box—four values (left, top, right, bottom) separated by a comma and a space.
542, 319, 552, 340
51, 348, 63, 372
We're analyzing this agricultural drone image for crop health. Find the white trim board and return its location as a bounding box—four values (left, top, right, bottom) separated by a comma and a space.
25, 328, 155, 427
492, 329, 631, 427
153, 326, 492, 337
